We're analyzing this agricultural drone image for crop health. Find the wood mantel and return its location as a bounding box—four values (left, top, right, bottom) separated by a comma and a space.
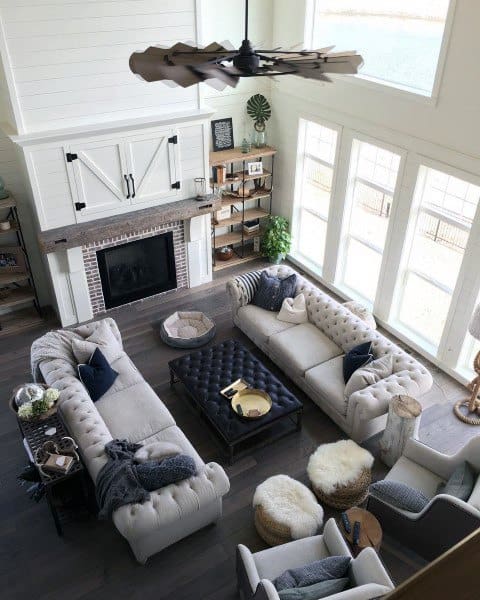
38, 196, 220, 254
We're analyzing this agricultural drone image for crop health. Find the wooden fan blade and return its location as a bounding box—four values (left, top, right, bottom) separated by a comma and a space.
129, 51, 240, 88
132, 42, 238, 69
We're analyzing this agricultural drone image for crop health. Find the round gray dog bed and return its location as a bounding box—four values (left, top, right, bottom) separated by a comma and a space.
160, 311, 216, 349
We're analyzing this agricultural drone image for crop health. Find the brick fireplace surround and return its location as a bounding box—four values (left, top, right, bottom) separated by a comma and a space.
82, 221, 188, 316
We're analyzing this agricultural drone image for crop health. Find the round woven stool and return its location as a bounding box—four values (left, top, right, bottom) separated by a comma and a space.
307, 440, 374, 510
253, 475, 324, 546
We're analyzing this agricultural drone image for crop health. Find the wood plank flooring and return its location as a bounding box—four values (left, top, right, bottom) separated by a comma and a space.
2, 258, 465, 600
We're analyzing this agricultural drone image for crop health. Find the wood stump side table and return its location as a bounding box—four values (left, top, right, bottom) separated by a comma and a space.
340, 508, 382, 555
380, 395, 422, 467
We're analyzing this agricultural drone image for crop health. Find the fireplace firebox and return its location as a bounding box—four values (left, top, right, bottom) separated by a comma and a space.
97, 232, 177, 309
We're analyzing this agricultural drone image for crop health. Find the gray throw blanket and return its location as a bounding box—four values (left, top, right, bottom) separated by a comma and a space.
31, 328, 82, 382
96, 439, 197, 520
96, 439, 148, 520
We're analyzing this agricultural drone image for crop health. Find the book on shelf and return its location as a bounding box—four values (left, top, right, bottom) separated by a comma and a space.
243, 219, 260, 235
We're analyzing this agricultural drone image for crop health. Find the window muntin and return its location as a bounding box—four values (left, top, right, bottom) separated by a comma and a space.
294, 120, 339, 270
339, 140, 401, 303
312, 1, 451, 96
397, 167, 480, 346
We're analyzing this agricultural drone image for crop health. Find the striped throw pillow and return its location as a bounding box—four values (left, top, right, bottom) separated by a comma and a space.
235, 270, 263, 303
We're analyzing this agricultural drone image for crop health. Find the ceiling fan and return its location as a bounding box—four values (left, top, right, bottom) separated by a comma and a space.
129, 0, 363, 89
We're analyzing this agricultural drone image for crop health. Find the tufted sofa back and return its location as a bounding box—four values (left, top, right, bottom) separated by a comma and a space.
229, 265, 431, 383
40, 355, 113, 480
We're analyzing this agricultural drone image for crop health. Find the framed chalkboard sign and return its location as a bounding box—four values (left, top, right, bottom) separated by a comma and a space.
211, 118, 234, 152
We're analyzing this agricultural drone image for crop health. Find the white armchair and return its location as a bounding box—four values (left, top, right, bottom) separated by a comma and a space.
236, 519, 394, 600
368, 435, 480, 559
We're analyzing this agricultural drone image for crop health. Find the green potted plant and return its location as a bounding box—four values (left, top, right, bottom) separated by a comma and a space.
247, 94, 271, 148
262, 216, 292, 264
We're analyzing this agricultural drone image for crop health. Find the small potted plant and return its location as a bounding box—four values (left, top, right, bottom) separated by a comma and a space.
247, 94, 271, 148
261, 216, 292, 264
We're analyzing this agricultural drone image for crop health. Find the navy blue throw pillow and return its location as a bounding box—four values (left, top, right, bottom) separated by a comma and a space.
252, 272, 297, 312
343, 341, 374, 383
78, 347, 118, 402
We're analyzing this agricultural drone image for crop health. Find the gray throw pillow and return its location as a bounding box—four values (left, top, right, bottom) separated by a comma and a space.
437, 461, 476, 500
252, 272, 297, 312
370, 480, 429, 513
274, 556, 351, 592
278, 578, 350, 600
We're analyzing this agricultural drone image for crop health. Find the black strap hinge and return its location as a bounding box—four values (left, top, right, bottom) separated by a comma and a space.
168, 135, 178, 144
66, 152, 78, 162
75, 202, 86, 211
171, 181, 181, 190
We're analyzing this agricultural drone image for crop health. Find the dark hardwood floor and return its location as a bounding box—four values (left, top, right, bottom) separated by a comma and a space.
1, 260, 428, 600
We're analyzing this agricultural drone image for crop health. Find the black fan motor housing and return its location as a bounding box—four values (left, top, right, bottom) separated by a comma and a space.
233, 40, 260, 74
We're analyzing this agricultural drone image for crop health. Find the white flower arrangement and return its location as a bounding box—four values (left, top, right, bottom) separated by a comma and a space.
16, 386, 60, 420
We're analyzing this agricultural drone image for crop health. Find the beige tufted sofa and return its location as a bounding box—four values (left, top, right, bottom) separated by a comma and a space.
227, 266, 432, 442
35, 318, 230, 563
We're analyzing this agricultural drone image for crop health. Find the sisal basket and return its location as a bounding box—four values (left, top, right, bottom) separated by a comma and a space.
254, 505, 293, 547
312, 468, 372, 510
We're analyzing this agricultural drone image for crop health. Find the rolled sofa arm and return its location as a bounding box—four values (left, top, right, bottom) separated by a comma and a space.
347, 370, 425, 423
226, 277, 248, 318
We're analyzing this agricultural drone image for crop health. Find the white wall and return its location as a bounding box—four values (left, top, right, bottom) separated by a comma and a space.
271, 0, 480, 219
0, 0, 199, 133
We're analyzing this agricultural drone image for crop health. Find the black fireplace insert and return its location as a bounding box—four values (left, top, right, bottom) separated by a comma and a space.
97, 232, 177, 309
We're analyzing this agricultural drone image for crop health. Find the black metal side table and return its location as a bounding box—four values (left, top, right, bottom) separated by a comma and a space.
16, 411, 89, 536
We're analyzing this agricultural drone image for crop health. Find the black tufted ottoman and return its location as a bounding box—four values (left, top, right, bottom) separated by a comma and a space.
169, 339, 303, 463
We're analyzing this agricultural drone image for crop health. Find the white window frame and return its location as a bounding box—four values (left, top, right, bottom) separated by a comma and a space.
335, 132, 406, 308
390, 157, 480, 359
305, 0, 457, 102
291, 116, 343, 276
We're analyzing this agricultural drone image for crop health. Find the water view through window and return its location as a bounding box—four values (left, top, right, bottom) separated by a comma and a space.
313, 0, 451, 95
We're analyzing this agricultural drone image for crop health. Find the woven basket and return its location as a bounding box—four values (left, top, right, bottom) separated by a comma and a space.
254, 505, 293, 547
312, 468, 372, 510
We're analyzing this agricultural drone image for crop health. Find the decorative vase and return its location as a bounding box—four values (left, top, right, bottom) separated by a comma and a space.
241, 138, 251, 154
268, 253, 285, 265
253, 121, 266, 148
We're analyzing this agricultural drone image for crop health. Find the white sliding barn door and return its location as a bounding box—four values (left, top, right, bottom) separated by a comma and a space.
67, 138, 129, 221
125, 129, 180, 204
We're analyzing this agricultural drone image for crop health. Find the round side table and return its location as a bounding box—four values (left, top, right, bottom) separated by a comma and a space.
340, 507, 382, 554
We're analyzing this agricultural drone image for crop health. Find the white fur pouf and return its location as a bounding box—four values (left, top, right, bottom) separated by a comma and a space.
253, 475, 324, 543
307, 440, 374, 509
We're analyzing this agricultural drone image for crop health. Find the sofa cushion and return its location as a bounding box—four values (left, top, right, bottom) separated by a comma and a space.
255, 536, 330, 582
278, 578, 350, 600
386, 456, 443, 499
269, 323, 343, 377
95, 380, 175, 443
344, 355, 394, 398
274, 556, 351, 591
369, 481, 429, 513
343, 342, 374, 383
72, 319, 124, 364
237, 304, 296, 345
78, 348, 118, 402
305, 356, 348, 416
253, 271, 297, 312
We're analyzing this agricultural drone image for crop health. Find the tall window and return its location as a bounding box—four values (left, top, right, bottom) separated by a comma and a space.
396, 167, 480, 347
311, 0, 452, 96
294, 120, 339, 271
338, 140, 401, 303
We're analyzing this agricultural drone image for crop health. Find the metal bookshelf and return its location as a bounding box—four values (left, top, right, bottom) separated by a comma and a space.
210, 146, 276, 271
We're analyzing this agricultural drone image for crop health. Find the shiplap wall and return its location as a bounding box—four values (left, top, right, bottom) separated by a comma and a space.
0, 0, 199, 133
